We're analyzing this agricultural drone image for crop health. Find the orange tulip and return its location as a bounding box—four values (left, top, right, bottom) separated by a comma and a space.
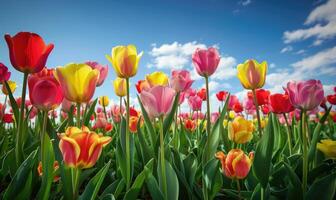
58, 126, 112, 169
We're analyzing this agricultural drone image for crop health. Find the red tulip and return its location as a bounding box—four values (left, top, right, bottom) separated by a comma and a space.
4, 32, 54, 73
197, 88, 207, 101
327, 94, 336, 105
3, 113, 13, 123
184, 119, 196, 132
247, 89, 270, 106
0, 63, 11, 82
135, 80, 150, 93
269, 93, 294, 114
28, 68, 63, 111
216, 91, 228, 101
232, 102, 244, 113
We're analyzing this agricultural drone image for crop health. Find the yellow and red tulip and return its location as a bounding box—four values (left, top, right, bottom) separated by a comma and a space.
228, 116, 254, 144
113, 78, 127, 97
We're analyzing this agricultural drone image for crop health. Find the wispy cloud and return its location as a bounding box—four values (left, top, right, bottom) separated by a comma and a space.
280, 45, 293, 53
239, 0, 252, 6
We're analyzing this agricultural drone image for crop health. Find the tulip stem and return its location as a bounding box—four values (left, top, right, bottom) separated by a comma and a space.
159, 116, 168, 200
41, 111, 48, 165
71, 167, 80, 199
301, 110, 308, 193
16, 72, 28, 166
103, 105, 108, 120
252, 89, 262, 137
76, 103, 81, 127
205, 76, 211, 136
236, 179, 241, 200
283, 113, 292, 155
125, 78, 131, 190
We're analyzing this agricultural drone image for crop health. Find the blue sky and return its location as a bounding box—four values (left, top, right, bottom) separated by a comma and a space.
0, 0, 335, 109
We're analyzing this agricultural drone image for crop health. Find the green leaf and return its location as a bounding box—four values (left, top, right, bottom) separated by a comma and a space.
123, 159, 154, 200
83, 98, 98, 126
79, 161, 111, 200
306, 172, 336, 200
163, 92, 180, 136
283, 162, 303, 199
137, 123, 154, 164
252, 113, 275, 188
3, 150, 37, 199
4, 81, 19, 123
158, 158, 179, 200
37, 134, 55, 200
146, 171, 164, 200
203, 159, 223, 200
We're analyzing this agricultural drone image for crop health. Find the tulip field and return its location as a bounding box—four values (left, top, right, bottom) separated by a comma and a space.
0, 32, 336, 200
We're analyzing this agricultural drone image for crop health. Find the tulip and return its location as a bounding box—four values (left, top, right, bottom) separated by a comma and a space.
184, 119, 196, 132
110, 105, 125, 123
247, 89, 270, 106
140, 86, 176, 118
129, 116, 142, 133
192, 47, 220, 77
228, 95, 240, 110
106, 45, 143, 78
2, 80, 16, 95
135, 80, 150, 93
327, 94, 336, 105
228, 116, 254, 144
211, 112, 220, 124
4, 32, 54, 73
215, 149, 254, 179
0, 63, 11, 82
188, 95, 202, 111
113, 78, 127, 97
237, 59, 267, 90
61, 98, 74, 113
179, 92, 186, 105
170, 70, 194, 92
232, 102, 244, 113
216, 91, 228, 101
317, 139, 336, 159
99, 96, 109, 107
285, 80, 324, 111
28, 68, 64, 111
2, 113, 13, 123
185, 88, 197, 98
85, 61, 108, 86
58, 126, 112, 168
146, 71, 169, 87
269, 93, 294, 114
55, 63, 99, 103
228, 111, 235, 119
197, 88, 207, 101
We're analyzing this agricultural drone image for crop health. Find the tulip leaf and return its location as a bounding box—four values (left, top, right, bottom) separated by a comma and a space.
145, 171, 164, 200
157, 158, 179, 200
37, 134, 55, 200
203, 159, 223, 200
252, 113, 275, 188
163, 92, 180, 136
306, 172, 336, 200
83, 98, 98, 126
137, 121, 154, 164
137, 95, 156, 137
283, 162, 303, 199
4, 81, 19, 124
123, 159, 154, 200
79, 161, 111, 200
3, 149, 37, 199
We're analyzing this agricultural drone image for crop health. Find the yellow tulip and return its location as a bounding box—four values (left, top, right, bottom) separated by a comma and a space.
317, 139, 336, 159
237, 59, 267, 90
223, 119, 228, 127
146, 71, 169, 87
99, 96, 109, 107
228, 116, 254, 144
54, 63, 99, 103
229, 111, 235, 119
113, 78, 127, 97
2, 80, 17, 95
106, 45, 143, 78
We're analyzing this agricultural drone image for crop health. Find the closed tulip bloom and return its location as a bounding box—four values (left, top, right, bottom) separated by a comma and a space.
99, 96, 109, 107
188, 95, 203, 111
106, 45, 143, 78
54, 63, 99, 103
146, 71, 169, 87
184, 119, 196, 132
192, 47, 220, 77
285, 80, 324, 111
135, 80, 150, 93
0, 63, 11, 82
28, 68, 64, 111
170, 70, 194, 92
247, 89, 270, 106
4, 32, 54, 73
130, 116, 143, 133
85, 61, 108, 86
216, 91, 228, 101
113, 78, 127, 97
58, 126, 112, 168
327, 94, 336, 105
228, 116, 254, 144
317, 139, 336, 159
140, 86, 176, 118
269, 93, 294, 114
215, 149, 254, 179
2, 80, 17, 95
197, 88, 207, 101
237, 59, 267, 90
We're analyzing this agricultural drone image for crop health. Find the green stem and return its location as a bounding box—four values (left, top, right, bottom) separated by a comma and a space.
126, 78, 131, 190
301, 110, 308, 193
103, 105, 108, 120
159, 116, 168, 200
236, 179, 241, 200
205, 76, 211, 136
261, 187, 264, 200
71, 167, 81, 199
41, 111, 48, 164
252, 89, 262, 137
76, 103, 81, 127
16, 72, 28, 166
283, 113, 292, 155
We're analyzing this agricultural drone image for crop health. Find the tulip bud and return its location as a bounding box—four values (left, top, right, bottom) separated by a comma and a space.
317, 139, 336, 159
228, 116, 254, 144
113, 78, 127, 97
146, 71, 169, 87
99, 96, 110, 107
2, 80, 17, 95
237, 59, 267, 90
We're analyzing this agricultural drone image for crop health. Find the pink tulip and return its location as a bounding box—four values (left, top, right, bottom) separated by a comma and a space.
185, 88, 197, 98
140, 86, 176, 118
188, 95, 203, 111
179, 112, 190, 120
285, 80, 324, 111
110, 105, 125, 123
192, 47, 220, 77
179, 92, 186, 105
170, 70, 194, 92
85, 61, 109, 86
192, 112, 205, 120
228, 95, 240, 110
211, 112, 220, 124
61, 98, 74, 113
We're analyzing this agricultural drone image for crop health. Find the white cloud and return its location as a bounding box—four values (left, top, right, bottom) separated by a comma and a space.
283, 0, 336, 44
211, 56, 237, 80
280, 45, 293, 53
312, 39, 323, 46
269, 63, 276, 68
202, 81, 232, 93
295, 49, 306, 55
239, 0, 252, 6
147, 41, 206, 69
